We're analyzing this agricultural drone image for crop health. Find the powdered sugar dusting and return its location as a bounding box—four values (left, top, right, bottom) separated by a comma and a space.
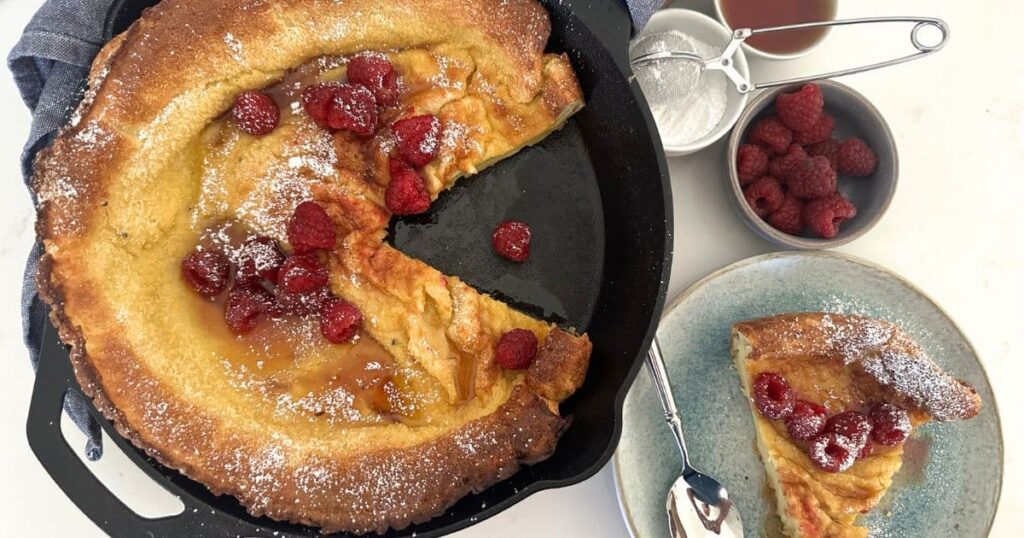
284, 129, 338, 179
437, 119, 484, 170
753, 311, 979, 422
236, 165, 312, 239
819, 313, 895, 364
223, 32, 246, 63
430, 54, 468, 91
859, 349, 979, 421
72, 120, 113, 148
37, 176, 80, 205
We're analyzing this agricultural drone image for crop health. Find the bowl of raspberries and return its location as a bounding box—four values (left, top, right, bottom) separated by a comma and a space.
727, 80, 897, 248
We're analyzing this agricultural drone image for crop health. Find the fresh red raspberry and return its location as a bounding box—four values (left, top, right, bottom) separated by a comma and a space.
287, 201, 336, 254
785, 400, 828, 442
301, 82, 343, 129
347, 53, 399, 106
775, 84, 824, 132
236, 236, 285, 283
224, 282, 273, 334
327, 83, 378, 136
272, 286, 331, 317
748, 116, 792, 155
786, 155, 837, 199
824, 410, 872, 448
231, 90, 280, 136
752, 372, 794, 420
869, 402, 911, 446
743, 176, 785, 218
181, 249, 231, 298
393, 115, 441, 168
806, 138, 840, 171
492, 220, 532, 262
319, 297, 363, 343
385, 158, 431, 215
277, 254, 329, 294
768, 144, 807, 181
767, 194, 804, 235
495, 329, 539, 369
808, 432, 858, 473
803, 194, 857, 239
736, 143, 769, 185
837, 137, 878, 177
793, 112, 834, 145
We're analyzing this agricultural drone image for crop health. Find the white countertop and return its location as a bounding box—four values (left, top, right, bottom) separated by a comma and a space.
0, 0, 1020, 535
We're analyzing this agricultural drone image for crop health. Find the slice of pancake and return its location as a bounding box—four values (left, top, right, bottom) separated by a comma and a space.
33, 0, 590, 533
731, 313, 980, 538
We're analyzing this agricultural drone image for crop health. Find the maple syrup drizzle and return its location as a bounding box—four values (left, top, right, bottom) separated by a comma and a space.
197, 49, 478, 422
192, 222, 415, 424
262, 55, 347, 120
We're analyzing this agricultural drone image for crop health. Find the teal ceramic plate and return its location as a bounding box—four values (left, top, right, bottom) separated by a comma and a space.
613, 251, 1002, 537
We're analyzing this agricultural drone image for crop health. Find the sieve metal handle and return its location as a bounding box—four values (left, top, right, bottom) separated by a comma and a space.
718, 16, 950, 93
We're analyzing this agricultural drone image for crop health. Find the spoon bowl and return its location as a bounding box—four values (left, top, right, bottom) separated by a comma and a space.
667, 474, 744, 538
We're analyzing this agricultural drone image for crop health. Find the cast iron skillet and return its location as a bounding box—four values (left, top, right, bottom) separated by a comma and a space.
26, 0, 672, 535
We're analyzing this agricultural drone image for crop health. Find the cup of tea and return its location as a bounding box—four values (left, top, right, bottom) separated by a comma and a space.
713, 0, 838, 60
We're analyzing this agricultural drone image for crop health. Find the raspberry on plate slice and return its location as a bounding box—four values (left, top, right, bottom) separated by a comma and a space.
808, 432, 858, 473
287, 201, 336, 254
837, 137, 878, 177
767, 194, 804, 235
181, 249, 231, 298
792, 112, 834, 145
347, 53, 399, 106
769, 144, 807, 181
869, 402, 911, 446
785, 400, 828, 442
824, 410, 873, 448
277, 254, 329, 294
232, 90, 280, 136
495, 329, 539, 370
737, 143, 769, 185
786, 155, 837, 199
806, 138, 840, 171
492, 220, 532, 262
393, 115, 441, 168
752, 372, 795, 420
803, 194, 857, 239
320, 297, 363, 343
743, 176, 785, 218
327, 83, 378, 136
236, 236, 285, 283
748, 116, 792, 155
301, 82, 343, 129
224, 282, 274, 334
775, 84, 824, 132
385, 158, 431, 215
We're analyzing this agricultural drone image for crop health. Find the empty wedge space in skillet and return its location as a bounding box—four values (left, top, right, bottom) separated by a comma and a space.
33, 0, 595, 533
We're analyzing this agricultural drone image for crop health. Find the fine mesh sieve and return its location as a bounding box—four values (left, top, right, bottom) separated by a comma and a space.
630, 16, 950, 100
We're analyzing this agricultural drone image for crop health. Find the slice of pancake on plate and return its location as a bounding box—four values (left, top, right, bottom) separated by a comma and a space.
731, 313, 980, 537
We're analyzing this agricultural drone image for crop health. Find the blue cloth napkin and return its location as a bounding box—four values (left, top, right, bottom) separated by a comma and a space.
9, 0, 659, 460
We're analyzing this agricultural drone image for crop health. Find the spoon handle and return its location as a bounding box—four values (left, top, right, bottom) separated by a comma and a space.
645, 337, 691, 468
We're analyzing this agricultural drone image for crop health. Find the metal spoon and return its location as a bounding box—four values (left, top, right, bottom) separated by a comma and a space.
646, 337, 743, 537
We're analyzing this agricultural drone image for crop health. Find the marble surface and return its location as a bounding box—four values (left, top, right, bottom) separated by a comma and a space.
0, 0, 1020, 536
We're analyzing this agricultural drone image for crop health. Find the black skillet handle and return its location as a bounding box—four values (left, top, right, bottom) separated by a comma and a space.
26, 322, 273, 537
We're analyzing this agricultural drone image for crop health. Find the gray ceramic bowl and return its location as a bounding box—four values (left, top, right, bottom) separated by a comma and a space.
727, 80, 898, 249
